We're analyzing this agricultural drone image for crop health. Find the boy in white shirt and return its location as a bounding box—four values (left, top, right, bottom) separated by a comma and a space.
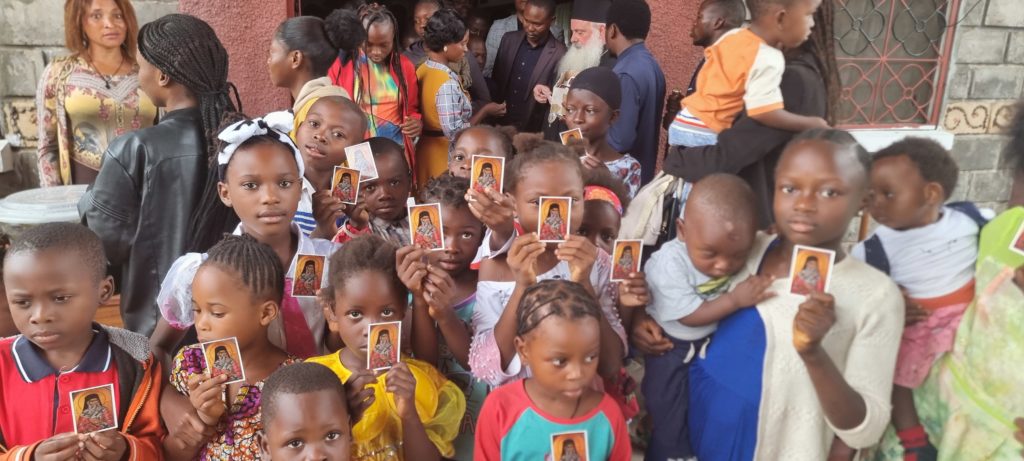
643, 174, 775, 460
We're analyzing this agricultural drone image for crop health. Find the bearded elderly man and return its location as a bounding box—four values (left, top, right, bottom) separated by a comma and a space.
533, 0, 615, 141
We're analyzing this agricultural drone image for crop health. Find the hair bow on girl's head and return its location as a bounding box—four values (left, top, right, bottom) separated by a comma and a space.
216, 111, 305, 177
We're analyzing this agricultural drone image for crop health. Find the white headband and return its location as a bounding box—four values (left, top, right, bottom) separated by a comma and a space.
217, 110, 304, 178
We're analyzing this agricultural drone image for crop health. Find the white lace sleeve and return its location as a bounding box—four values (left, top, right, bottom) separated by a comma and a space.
155, 252, 206, 329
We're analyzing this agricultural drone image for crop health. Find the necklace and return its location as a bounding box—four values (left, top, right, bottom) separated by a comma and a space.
86, 53, 125, 90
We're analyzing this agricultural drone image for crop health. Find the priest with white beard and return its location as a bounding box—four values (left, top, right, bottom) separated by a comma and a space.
534, 0, 616, 141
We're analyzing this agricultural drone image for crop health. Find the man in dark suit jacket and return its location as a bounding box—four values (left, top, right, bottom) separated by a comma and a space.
491, 0, 566, 133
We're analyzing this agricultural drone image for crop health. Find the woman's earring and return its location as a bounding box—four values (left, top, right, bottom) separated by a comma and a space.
444, 46, 448, 52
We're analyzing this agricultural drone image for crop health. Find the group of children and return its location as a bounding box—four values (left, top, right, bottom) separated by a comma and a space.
4, 0, 1024, 460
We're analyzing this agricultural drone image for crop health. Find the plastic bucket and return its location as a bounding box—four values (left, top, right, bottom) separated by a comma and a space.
0, 185, 88, 237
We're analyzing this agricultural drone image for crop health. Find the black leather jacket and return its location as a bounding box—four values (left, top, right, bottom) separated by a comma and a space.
79, 107, 206, 335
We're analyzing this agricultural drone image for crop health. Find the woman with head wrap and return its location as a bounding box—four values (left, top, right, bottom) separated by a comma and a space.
564, 66, 641, 198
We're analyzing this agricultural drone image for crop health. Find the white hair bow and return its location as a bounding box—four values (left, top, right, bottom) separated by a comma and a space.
216, 110, 305, 177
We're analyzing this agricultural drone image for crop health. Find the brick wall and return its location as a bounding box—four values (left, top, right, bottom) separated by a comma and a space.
941, 0, 1023, 211
0, 0, 178, 197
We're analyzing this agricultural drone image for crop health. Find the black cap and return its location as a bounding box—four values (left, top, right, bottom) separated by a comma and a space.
571, 0, 611, 23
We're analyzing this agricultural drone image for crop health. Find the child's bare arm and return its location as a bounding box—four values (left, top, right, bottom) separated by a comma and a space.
398, 246, 437, 364
389, 363, 442, 461
161, 387, 215, 461
150, 318, 187, 374
750, 108, 829, 133
679, 275, 775, 327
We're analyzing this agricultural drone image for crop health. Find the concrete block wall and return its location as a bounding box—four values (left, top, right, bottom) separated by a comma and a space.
941, 0, 1024, 212
0, 0, 178, 198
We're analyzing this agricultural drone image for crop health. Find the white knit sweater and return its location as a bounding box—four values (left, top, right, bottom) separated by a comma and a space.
737, 234, 904, 460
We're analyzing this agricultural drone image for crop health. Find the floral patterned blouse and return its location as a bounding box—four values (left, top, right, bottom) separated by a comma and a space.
171, 345, 300, 461
35, 55, 156, 186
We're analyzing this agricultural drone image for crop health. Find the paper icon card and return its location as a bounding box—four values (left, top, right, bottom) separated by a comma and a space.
1011, 220, 1024, 257
788, 245, 836, 296
201, 337, 246, 384
611, 240, 643, 282
291, 254, 325, 298
70, 384, 117, 434
345, 142, 378, 181
538, 196, 572, 242
367, 321, 402, 371
559, 127, 583, 146
470, 155, 504, 194
331, 166, 361, 205
409, 203, 445, 251
551, 430, 588, 461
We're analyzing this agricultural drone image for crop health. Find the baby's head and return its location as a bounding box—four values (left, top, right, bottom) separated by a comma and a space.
259, 362, 351, 461
3, 223, 112, 350
678, 174, 758, 279
449, 125, 517, 179
577, 168, 630, 254
747, 0, 821, 49
362, 137, 412, 222
868, 137, 958, 231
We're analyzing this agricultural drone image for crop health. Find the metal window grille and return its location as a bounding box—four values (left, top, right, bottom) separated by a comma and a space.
835, 0, 962, 127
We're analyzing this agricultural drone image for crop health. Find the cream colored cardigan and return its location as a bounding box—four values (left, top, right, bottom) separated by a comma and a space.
735, 234, 904, 460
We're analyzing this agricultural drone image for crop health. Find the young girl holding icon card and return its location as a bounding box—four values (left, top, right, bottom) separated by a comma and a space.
474, 281, 631, 459
164, 235, 301, 460
308, 235, 465, 460
152, 114, 338, 366
682, 130, 904, 460
470, 134, 647, 391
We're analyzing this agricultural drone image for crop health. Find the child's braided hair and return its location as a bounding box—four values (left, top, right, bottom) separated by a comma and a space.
138, 14, 243, 253
203, 234, 285, 304
516, 280, 601, 336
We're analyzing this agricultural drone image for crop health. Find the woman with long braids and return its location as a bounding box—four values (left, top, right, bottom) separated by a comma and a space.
36, 0, 156, 186
80, 13, 238, 336
327, 3, 422, 178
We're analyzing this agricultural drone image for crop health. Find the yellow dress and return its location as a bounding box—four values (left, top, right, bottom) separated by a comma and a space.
306, 351, 466, 460
35, 55, 156, 186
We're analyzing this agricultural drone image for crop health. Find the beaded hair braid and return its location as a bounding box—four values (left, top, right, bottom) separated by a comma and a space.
138, 14, 242, 253
516, 280, 601, 337
203, 234, 285, 304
